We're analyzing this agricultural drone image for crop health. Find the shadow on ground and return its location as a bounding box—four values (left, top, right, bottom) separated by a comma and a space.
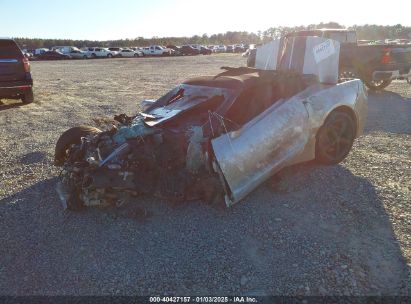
0, 163, 409, 295
365, 90, 411, 134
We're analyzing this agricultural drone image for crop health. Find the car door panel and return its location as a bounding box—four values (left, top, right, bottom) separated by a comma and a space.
211, 97, 310, 206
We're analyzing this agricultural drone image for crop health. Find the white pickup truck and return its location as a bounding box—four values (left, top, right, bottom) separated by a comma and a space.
85, 47, 118, 58
142, 45, 172, 56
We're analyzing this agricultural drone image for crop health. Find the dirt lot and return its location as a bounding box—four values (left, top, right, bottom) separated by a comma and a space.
0, 54, 410, 295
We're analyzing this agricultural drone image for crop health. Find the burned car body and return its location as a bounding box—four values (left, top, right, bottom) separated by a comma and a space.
55, 37, 367, 210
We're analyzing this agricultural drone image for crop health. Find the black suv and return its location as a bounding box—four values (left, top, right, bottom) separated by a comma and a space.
0, 39, 34, 104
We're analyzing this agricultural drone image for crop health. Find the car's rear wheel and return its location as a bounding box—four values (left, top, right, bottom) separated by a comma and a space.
363, 78, 392, 90
315, 111, 356, 165
107, 54, 113, 58
54, 126, 101, 166
21, 89, 34, 104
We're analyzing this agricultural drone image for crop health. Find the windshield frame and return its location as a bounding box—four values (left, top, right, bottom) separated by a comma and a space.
141, 84, 238, 126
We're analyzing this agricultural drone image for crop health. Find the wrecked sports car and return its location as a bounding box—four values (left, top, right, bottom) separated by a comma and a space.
54, 37, 367, 210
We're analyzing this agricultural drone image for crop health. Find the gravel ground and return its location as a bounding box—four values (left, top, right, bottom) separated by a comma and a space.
0, 54, 410, 296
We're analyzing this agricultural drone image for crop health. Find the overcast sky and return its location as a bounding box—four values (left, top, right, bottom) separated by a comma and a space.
1, 0, 410, 40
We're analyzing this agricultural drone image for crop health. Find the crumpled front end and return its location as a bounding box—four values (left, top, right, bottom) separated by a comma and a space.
58, 112, 226, 210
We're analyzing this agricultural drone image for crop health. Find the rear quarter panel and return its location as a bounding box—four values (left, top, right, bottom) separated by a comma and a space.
304, 79, 367, 138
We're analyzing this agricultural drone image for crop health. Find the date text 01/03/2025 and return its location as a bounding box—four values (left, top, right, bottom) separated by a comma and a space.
148, 296, 258, 303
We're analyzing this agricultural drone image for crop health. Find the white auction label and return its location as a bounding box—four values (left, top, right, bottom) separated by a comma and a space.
313, 39, 335, 63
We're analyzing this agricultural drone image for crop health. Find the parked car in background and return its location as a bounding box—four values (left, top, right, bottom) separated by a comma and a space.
145, 45, 173, 56
396, 39, 411, 45
51, 46, 88, 59
118, 48, 143, 57
23, 51, 33, 58
0, 39, 34, 104
67, 49, 88, 59
357, 40, 373, 45
385, 39, 398, 44
199, 46, 212, 55
86, 47, 118, 58
180, 45, 200, 55
141, 47, 150, 56
108, 47, 122, 52
166, 45, 181, 55
214, 45, 227, 53
190, 44, 201, 51
226, 45, 234, 53
37, 50, 71, 60
22, 49, 33, 57
34, 48, 48, 56
131, 47, 145, 55
233, 45, 245, 53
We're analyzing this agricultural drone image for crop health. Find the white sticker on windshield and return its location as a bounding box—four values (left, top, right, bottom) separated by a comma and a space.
313, 39, 335, 63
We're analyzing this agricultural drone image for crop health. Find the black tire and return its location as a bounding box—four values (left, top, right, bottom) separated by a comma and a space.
134, 53, 138, 57
54, 126, 101, 166
315, 111, 356, 165
83, 55, 88, 59
21, 89, 34, 104
363, 79, 392, 90
91, 53, 97, 59
107, 54, 113, 58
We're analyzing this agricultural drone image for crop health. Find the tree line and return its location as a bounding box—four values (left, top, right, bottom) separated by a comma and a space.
13, 23, 411, 49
